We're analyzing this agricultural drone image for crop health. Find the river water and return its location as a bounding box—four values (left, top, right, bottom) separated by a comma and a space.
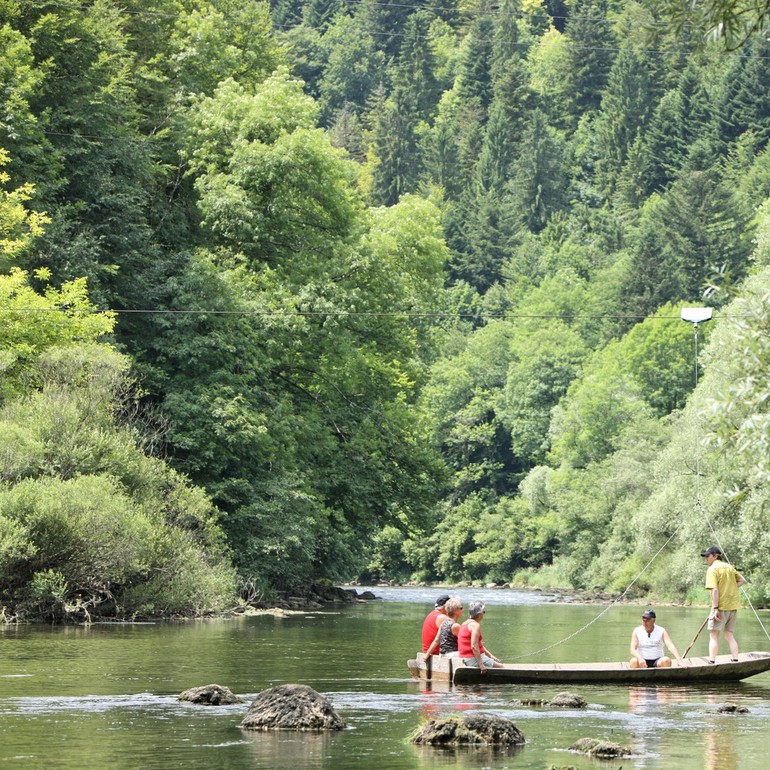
2, 586, 770, 769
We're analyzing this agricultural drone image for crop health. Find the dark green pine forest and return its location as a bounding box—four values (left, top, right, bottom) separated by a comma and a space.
3, 0, 770, 620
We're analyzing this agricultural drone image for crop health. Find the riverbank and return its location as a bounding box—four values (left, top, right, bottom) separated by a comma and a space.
238, 582, 380, 613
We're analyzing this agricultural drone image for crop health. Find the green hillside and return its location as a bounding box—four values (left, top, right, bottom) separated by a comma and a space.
2, 0, 770, 618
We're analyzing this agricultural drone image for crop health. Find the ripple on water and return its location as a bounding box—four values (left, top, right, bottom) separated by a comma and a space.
0, 693, 248, 717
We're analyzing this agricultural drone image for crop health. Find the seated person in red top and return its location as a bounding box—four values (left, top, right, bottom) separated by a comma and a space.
422, 594, 450, 654
457, 601, 512, 671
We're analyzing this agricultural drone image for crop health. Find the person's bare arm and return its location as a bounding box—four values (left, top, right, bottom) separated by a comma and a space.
662, 629, 682, 662
630, 630, 645, 665
426, 627, 440, 656
711, 587, 721, 620
470, 622, 486, 672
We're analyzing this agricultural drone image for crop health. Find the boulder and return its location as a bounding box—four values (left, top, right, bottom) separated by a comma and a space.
310, 582, 358, 603
411, 714, 525, 746
570, 738, 631, 758
547, 692, 587, 708
240, 684, 346, 731
178, 684, 243, 705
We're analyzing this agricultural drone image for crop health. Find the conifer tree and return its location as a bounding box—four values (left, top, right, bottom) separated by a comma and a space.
355, 0, 425, 59
303, 0, 344, 31
475, 54, 533, 193
593, 44, 655, 197
456, 15, 495, 113
643, 62, 716, 193
491, 0, 522, 80
717, 35, 770, 149
562, 0, 616, 125
370, 91, 421, 205
392, 10, 440, 122
507, 109, 567, 233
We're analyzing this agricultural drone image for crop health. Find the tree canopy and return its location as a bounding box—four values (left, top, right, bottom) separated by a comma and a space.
4, 0, 770, 616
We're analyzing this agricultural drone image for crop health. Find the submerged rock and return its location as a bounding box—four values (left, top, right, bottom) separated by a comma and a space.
715, 702, 750, 714
411, 714, 525, 746
240, 684, 346, 731
548, 692, 587, 708
178, 684, 243, 705
514, 691, 587, 709
570, 737, 631, 757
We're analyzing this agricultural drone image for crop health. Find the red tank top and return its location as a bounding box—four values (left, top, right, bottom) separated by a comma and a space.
422, 609, 440, 653
457, 622, 485, 658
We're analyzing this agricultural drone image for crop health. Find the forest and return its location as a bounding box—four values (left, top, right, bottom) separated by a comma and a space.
2, 0, 770, 620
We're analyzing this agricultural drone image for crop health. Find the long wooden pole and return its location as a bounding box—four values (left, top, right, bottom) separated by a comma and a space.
683, 615, 710, 659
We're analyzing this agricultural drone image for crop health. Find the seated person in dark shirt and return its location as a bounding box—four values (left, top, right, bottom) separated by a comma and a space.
429, 597, 463, 657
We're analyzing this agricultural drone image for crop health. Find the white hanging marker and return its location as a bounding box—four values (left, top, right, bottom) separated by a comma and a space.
680, 307, 713, 324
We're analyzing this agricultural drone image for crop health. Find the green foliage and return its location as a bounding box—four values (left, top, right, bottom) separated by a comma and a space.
549, 342, 653, 468
167, 0, 284, 97
0, 345, 235, 620
702, 267, 770, 491
0, 150, 49, 269
0, 269, 115, 402
5, 0, 770, 604
645, 0, 770, 49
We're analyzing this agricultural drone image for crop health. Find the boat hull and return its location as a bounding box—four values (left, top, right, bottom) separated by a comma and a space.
407, 651, 770, 685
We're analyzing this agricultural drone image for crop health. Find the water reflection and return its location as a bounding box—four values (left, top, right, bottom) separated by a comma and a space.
704, 725, 736, 770
627, 685, 684, 713
410, 743, 524, 768
702, 692, 739, 770
240, 729, 338, 769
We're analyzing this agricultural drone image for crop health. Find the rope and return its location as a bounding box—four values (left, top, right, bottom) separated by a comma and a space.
509, 527, 682, 661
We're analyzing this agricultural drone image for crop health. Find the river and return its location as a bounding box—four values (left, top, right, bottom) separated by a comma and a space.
2, 586, 770, 769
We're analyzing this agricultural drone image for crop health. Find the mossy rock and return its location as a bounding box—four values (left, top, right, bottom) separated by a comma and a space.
240, 684, 346, 731
548, 692, 587, 708
178, 684, 243, 705
715, 702, 750, 714
411, 714, 525, 746
514, 691, 587, 708
570, 737, 631, 757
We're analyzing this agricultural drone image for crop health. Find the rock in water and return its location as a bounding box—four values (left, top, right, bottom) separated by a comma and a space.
715, 702, 750, 713
240, 684, 346, 730
570, 737, 631, 757
513, 691, 587, 708
411, 714, 525, 746
178, 684, 243, 705
547, 692, 587, 708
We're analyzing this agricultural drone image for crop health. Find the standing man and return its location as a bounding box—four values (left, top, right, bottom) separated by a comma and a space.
629, 609, 682, 668
701, 545, 747, 663
422, 594, 450, 654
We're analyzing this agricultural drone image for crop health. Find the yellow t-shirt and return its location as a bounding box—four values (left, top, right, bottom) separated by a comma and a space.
705, 560, 744, 611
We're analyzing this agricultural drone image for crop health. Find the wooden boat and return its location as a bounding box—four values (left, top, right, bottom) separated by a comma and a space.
407, 651, 770, 685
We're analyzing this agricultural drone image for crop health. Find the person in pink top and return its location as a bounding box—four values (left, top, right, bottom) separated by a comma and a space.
457, 601, 511, 672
